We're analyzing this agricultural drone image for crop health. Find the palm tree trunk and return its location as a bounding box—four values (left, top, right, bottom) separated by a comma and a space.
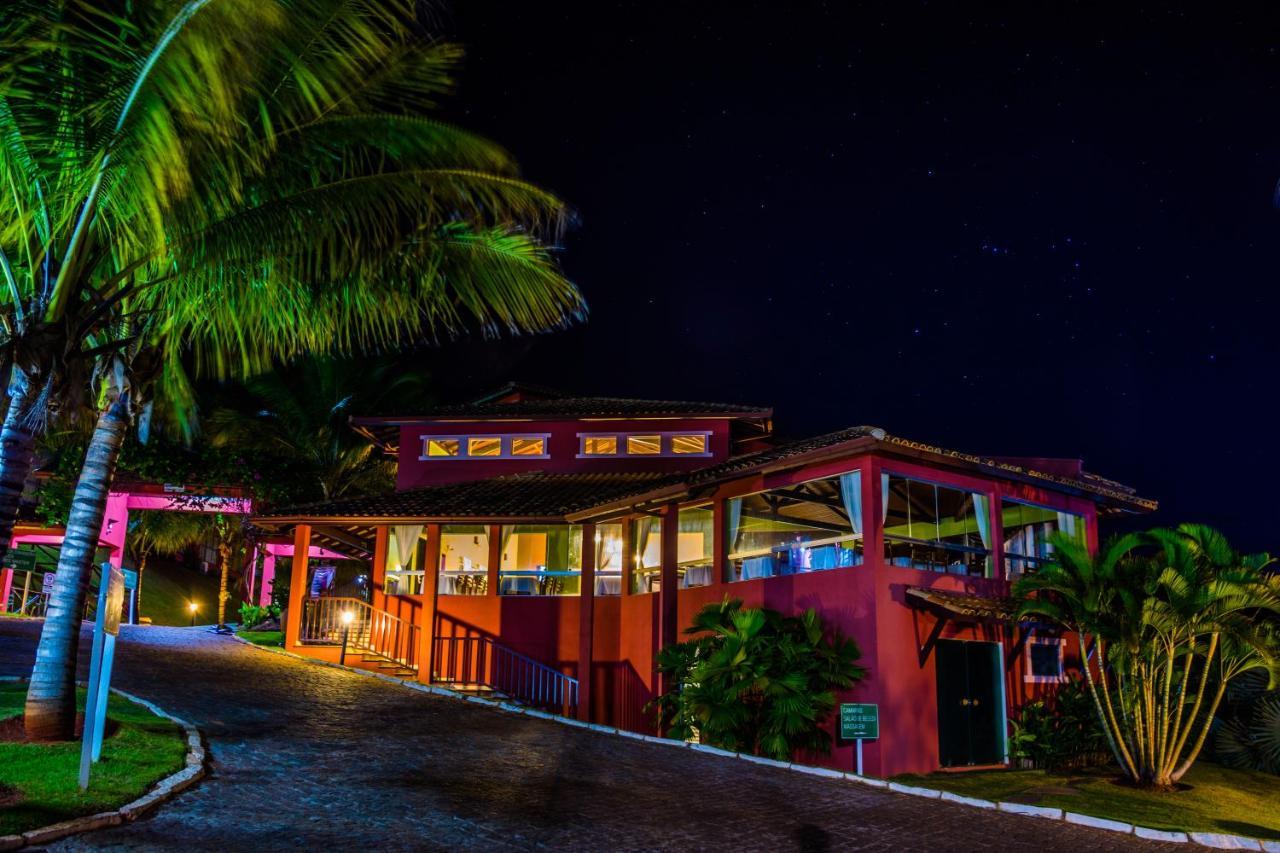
136, 554, 148, 620
217, 542, 230, 629
0, 373, 42, 560
22, 397, 129, 741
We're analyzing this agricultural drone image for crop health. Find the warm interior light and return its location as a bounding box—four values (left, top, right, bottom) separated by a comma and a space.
340, 610, 355, 626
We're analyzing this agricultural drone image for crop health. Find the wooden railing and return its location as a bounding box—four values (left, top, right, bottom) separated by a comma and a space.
300, 596, 418, 670
434, 635, 578, 717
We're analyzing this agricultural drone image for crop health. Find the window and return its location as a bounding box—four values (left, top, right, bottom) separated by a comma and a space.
419, 434, 550, 461
578, 431, 713, 458
1001, 500, 1086, 579
882, 475, 991, 576
671, 434, 708, 455
631, 516, 662, 593
726, 472, 864, 582
438, 525, 489, 595
678, 505, 714, 588
626, 435, 662, 455
426, 438, 460, 457
1026, 637, 1066, 683
511, 437, 546, 456
582, 436, 618, 456
593, 523, 624, 596
499, 525, 584, 596
384, 525, 426, 595
468, 437, 502, 457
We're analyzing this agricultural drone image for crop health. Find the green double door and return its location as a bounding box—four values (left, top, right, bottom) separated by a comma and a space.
935, 640, 1005, 767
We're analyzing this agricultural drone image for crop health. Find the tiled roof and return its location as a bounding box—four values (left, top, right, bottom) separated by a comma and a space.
905, 587, 1021, 622
255, 472, 681, 524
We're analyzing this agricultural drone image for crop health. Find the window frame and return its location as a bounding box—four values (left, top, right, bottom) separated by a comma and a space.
418, 433, 551, 461
1024, 636, 1067, 684
881, 471, 993, 576
577, 430, 714, 459
1000, 497, 1087, 579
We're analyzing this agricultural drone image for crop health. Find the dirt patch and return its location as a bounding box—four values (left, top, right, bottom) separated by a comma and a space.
0, 782, 23, 808
0, 712, 117, 743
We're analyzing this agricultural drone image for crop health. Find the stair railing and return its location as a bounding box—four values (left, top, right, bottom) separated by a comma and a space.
300, 596, 418, 671
434, 635, 578, 717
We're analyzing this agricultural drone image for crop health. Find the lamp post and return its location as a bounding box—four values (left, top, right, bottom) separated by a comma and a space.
339, 609, 354, 665
188, 601, 198, 627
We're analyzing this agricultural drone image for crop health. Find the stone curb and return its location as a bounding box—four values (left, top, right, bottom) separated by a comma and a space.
0, 680, 205, 850
230, 637, 1279, 851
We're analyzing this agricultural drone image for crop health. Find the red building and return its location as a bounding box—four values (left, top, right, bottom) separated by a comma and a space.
255, 383, 1155, 777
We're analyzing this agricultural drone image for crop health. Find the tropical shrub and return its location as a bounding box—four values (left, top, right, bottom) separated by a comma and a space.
1214, 671, 1280, 775
650, 598, 865, 761
1009, 680, 1110, 770
238, 603, 270, 629
1015, 524, 1280, 788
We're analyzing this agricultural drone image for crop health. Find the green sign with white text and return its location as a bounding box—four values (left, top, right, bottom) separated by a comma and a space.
839, 703, 879, 740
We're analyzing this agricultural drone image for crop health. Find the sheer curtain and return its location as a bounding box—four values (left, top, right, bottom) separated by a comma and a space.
973, 495, 992, 549
393, 524, 423, 570
838, 471, 863, 536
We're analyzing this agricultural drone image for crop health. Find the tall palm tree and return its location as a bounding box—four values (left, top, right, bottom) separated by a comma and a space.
1016, 525, 1280, 788
6, 0, 586, 740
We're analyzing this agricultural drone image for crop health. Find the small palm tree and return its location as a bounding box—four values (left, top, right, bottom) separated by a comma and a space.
6, 0, 585, 740
1016, 525, 1280, 788
126, 510, 208, 620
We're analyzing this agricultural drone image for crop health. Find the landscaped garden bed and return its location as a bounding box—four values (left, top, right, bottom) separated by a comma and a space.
0, 681, 187, 836
237, 630, 283, 647
892, 763, 1280, 840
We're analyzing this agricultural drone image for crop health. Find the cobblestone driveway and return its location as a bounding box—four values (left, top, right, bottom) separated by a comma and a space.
0, 620, 1180, 851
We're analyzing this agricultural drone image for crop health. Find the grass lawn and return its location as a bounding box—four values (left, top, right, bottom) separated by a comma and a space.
0, 681, 187, 836
893, 763, 1280, 839
237, 630, 282, 647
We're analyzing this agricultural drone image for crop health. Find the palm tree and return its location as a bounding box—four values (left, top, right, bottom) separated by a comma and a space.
126, 510, 208, 620
1016, 525, 1280, 788
6, 0, 585, 740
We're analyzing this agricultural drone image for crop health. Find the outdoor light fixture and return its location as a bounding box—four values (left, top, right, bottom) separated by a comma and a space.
339, 610, 355, 665
188, 601, 198, 627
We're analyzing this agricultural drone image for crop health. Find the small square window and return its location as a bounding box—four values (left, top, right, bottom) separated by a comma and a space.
627, 435, 662, 455
583, 436, 618, 456
671, 434, 708, 454
468, 437, 502, 457
511, 437, 546, 456
427, 438, 460, 457
1026, 639, 1065, 683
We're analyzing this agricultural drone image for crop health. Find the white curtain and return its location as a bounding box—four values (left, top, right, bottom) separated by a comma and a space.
393, 524, 423, 570
1056, 512, 1078, 542
726, 498, 743, 550
973, 494, 992, 549
838, 471, 863, 536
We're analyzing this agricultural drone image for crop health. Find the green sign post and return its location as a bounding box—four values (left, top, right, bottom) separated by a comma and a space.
839, 703, 879, 775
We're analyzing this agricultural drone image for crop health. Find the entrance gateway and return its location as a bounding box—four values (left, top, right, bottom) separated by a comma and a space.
935, 639, 1005, 767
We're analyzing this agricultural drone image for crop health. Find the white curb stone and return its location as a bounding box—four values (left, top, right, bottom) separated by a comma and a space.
1189, 833, 1263, 851
844, 773, 888, 788
1258, 842, 1280, 853
941, 791, 996, 809
640, 734, 688, 747
790, 764, 845, 780
888, 782, 942, 799
1135, 827, 1189, 843
688, 743, 737, 758
736, 753, 790, 769
1065, 812, 1133, 833
997, 802, 1063, 820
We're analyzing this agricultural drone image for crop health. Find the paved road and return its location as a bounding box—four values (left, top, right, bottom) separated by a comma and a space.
0, 620, 1179, 851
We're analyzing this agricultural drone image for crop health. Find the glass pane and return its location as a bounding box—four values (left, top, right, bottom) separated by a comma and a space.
1001, 500, 1085, 579
427, 438, 460, 457
1029, 642, 1062, 678
631, 516, 662, 593
511, 437, 545, 456
883, 475, 990, 576
439, 524, 489, 595
627, 435, 662, 455
499, 525, 583, 596
726, 475, 862, 582
593, 523, 624, 596
468, 437, 501, 457
671, 434, 707, 455
583, 436, 617, 455
678, 505, 714, 588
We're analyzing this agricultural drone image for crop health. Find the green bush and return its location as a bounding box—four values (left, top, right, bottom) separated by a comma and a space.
1214, 671, 1280, 775
1010, 680, 1111, 770
650, 598, 865, 760
237, 602, 269, 628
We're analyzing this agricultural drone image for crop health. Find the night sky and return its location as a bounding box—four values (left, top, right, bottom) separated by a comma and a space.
429, 2, 1280, 549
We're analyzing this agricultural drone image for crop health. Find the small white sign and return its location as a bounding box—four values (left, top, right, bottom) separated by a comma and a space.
41, 572, 56, 593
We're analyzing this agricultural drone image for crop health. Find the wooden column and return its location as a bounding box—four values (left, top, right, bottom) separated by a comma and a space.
416, 523, 442, 683
284, 524, 311, 650
486, 524, 501, 596
658, 505, 680, 668
370, 526, 389, 611
577, 522, 597, 721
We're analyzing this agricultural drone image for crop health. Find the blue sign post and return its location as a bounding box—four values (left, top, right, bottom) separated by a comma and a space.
79, 565, 125, 789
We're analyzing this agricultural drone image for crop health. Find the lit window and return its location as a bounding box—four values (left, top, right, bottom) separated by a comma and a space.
426, 438, 460, 457
511, 437, 546, 456
1026, 637, 1066, 683
583, 436, 618, 456
468, 437, 502, 457
671, 434, 708, 455
627, 435, 662, 455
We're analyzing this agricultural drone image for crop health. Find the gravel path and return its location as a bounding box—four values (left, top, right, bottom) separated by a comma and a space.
0, 619, 1182, 851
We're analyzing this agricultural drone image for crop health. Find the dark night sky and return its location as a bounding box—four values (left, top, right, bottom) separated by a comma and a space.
429, 1, 1280, 549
